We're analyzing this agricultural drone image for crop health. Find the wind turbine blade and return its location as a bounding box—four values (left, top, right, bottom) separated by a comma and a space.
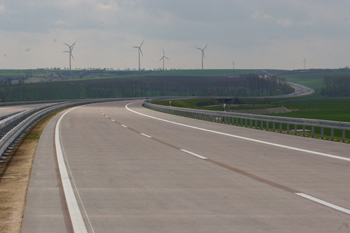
203, 51, 205, 59
63, 51, 69, 53
159, 57, 164, 62
140, 40, 144, 47
71, 54, 74, 60
203, 44, 208, 50
132, 46, 138, 48
140, 48, 143, 56
71, 42, 77, 50
64, 43, 70, 46
165, 57, 170, 60
196, 47, 202, 50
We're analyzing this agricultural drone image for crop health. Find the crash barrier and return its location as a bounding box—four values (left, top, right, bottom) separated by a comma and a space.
0, 98, 136, 156
144, 102, 350, 143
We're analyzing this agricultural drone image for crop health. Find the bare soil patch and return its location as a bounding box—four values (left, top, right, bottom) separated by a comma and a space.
0, 112, 58, 233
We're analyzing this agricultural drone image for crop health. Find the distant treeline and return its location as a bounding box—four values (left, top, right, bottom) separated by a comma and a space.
0, 74, 292, 102
320, 76, 350, 96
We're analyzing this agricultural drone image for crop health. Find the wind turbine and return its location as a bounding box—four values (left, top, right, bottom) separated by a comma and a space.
303, 58, 307, 70
132, 40, 144, 71
159, 49, 170, 71
196, 44, 208, 70
63, 42, 76, 70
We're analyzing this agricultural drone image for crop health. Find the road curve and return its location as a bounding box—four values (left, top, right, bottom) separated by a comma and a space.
22, 100, 350, 232
0, 103, 52, 116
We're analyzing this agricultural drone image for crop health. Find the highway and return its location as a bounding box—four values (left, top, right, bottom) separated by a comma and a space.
22, 100, 350, 232
0, 104, 51, 116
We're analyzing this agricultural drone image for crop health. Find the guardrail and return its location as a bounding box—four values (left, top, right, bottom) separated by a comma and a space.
0, 103, 59, 137
144, 102, 350, 143
0, 98, 137, 157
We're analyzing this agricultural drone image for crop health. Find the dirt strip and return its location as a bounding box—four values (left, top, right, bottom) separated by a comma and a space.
0, 112, 60, 233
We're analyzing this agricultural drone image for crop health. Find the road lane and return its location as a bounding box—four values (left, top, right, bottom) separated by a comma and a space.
0, 104, 50, 116
119, 101, 350, 209
21, 111, 73, 233
22, 100, 350, 232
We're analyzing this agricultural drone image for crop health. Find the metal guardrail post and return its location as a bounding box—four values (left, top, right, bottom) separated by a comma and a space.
279, 123, 282, 133
303, 125, 306, 136
342, 130, 345, 142
321, 128, 324, 139
287, 124, 290, 134
294, 124, 297, 135
312, 126, 315, 138
331, 129, 334, 140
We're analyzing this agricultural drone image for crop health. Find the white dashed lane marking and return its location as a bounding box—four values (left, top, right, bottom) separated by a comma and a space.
180, 149, 208, 160
140, 133, 152, 138
296, 193, 350, 215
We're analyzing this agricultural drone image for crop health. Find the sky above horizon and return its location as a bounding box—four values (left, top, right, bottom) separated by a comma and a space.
1, 0, 350, 70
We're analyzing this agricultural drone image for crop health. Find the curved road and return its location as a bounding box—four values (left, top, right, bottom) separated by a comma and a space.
22, 100, 349, 232
0, 104, 51, 116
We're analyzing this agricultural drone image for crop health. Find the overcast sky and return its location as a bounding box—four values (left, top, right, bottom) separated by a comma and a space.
1, 0, 350, 70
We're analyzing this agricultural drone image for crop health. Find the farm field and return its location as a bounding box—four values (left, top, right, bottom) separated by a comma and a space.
279, 70, 350, 91
155, 96, 350, 122
153, 96, 350, 142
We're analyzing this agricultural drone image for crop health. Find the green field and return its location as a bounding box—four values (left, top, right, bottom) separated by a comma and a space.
279, 70, 350, 91
70, 69, 260, 81
156, 96, 350, 122
153, 96, 350, 142
155, 98, 222, 108
0, 72, 26, 77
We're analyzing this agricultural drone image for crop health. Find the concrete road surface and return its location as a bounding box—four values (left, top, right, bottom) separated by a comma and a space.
22, 100, 350, 232
0, 104, 50, 116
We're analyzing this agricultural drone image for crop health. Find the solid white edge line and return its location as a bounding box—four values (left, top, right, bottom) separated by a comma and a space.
296, 193, 350, 215
140, 133, 152, 138
122, 125, 127, 128
125, 102, 350, 162
111, 119, 115, 121
55, 108, 89, 233
180, 149, 208, 160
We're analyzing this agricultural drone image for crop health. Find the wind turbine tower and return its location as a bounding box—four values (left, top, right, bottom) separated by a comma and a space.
159, 49, 170, 71
303, 58, 307, 70
196, 44, 208, 70
63, 42, 77, 70
132, 41, 144, 71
